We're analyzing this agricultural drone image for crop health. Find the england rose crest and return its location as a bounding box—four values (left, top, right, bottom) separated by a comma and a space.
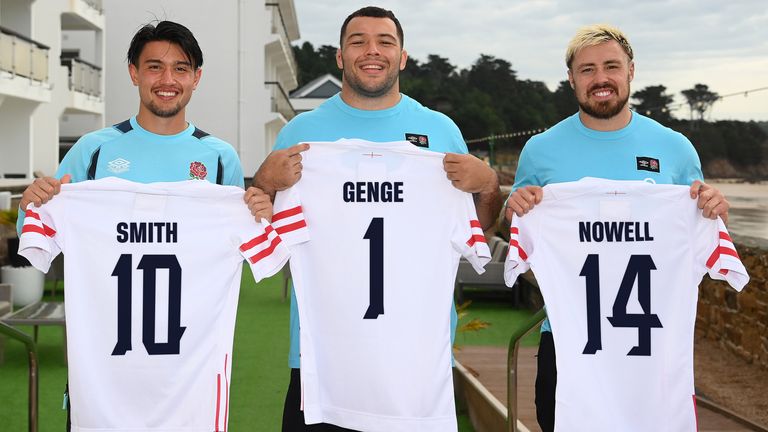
189, 161, 208, 180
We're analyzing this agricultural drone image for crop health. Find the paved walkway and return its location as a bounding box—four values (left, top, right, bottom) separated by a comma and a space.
455, 346, 752, 432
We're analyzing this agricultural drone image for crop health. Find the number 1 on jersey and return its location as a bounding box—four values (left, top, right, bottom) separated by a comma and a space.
363, 218, 384, 319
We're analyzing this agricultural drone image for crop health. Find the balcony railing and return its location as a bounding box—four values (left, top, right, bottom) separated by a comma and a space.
61, 57, 101, 97
266, 81, 296, 121
265, 3, 298, 75
0, 26, 49, 82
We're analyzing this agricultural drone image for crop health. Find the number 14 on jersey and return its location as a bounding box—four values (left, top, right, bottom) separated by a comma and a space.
580, 254, 663, 356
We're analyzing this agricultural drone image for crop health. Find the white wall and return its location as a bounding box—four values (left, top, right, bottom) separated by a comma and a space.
0, 98, 35, 177
0, 0, 31, 35
238, 0, 271, 176
62, 30, 99, 64
29, 0, 63, 176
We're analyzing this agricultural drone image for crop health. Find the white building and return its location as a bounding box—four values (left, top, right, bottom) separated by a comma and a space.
102, 0, 300, 176
0, 0, 104, 182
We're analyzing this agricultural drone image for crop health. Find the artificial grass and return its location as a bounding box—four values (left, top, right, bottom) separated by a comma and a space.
0, 272, 538, 431
0, 289, 68, 431
228, 268, 291, 430
455, 292, 541, 348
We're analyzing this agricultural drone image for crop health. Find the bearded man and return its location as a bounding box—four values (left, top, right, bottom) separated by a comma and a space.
503, 24, 730, 432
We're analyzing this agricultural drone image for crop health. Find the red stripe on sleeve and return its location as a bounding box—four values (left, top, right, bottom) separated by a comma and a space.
706, 246, 741, 269
275, 220, 307, 235
239, 225, 275, 252
25, 209, 40, 220
215, 374, 221, 432
22, 225, 46, 236
273, 206, 303, 223
249, 236, 283, 264
466, 234, 486, 247
510, 239, 528, 261
22, 224, 56, 237
720, 247, 740, 259
510, 227, 519, 235
705, 247, 719, 269
719, 231, 733, 243
469, 220, 482, 229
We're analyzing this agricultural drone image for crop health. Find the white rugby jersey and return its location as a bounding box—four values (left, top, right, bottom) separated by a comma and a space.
19, 178, 289, 432
504, 177, 749, 432
273, 139, 490, 432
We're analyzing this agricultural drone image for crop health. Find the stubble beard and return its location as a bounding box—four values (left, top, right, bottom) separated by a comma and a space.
342, 58, 400, 99
145, 100, 184, 118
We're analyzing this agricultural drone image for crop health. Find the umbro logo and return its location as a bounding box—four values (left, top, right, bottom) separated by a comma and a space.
405, 133, 429, 148
636, 156, 660, 173
107, 158, 130, 174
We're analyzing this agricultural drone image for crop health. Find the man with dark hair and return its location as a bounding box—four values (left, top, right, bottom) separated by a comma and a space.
339, 6, 404, 48
253, 6, 502, 431
17, 20, 271, 431
20, 19, 270, 224
127, 20, 204, 70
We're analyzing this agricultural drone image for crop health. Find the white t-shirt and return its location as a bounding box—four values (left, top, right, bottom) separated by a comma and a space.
504, 177, 749, 432
19, 178, 289, 432
273, 139, 490, 432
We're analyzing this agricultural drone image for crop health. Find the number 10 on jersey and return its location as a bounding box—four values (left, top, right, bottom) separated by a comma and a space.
111, 254, 186, 356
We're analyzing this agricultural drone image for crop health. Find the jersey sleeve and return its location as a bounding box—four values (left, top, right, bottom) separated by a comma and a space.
237, 219, 290, 283
272, 186, 309, 247
696, 217, 749, 291
17, 204, 61, 273
451, 195, 491, 274
504, 215, 534, 286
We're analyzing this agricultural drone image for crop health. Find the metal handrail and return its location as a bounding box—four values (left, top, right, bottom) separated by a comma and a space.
0, 322, 38, 432
0, 26, 50, 50
506, 306, 546, 432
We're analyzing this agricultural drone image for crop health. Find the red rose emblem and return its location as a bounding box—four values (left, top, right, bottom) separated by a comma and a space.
189, 161, 208, 180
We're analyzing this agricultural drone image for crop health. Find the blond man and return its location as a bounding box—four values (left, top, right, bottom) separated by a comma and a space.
504, 24, 728, 432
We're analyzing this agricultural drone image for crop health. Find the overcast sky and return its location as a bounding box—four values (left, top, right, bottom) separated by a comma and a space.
292, 0, 768, 122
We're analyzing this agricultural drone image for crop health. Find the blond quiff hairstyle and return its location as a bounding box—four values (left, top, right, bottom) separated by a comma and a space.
565, 24, 633, 69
